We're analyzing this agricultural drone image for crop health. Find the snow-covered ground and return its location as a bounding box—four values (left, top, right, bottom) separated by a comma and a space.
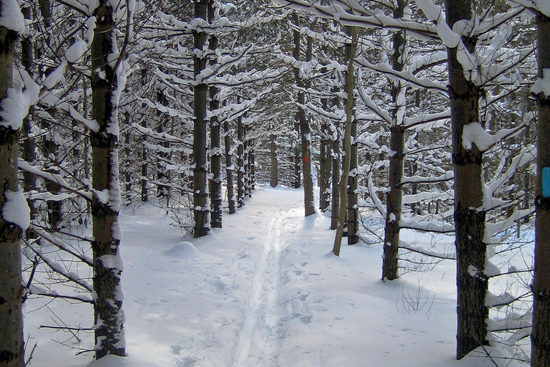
24, 186, 528, 367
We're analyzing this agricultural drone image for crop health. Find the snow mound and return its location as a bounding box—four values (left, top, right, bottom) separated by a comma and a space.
163, 242, 201, 259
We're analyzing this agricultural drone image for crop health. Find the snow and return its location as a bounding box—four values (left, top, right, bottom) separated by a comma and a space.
23, 187, 527, 367
44, 61, 67, 89
0, 0, 25, 33
531, 68, 550, 98
0, 69, 39, 130
66, 40, 88, 63
2, 189, 30, 230
462, 122, 495, 151
534, 0, 550, 16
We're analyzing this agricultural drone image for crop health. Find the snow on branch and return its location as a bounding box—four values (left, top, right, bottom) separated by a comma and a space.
400, 216, 455, 234
25, 241, 93, 293
18, 160, 92, 202
400, 243, 456, 260
404, 108, 451, 129
273, 0, 437, 39
356, 83, 391, 124
368, 173, 386, 218
401, 171, 454, 184
355, 57, 447, 92
29, 224, 93, 266
462, 122, 526, 153
38, 92, 100, 132
509, 0, 550, 17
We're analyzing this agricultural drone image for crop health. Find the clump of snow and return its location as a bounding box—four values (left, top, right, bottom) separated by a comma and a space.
43, 61, 67, 89
85, 17, 96, 44
532, 68, 550, 98
163, 242, 201, 259
98, 253, 124, 272
534, 0, 550, 17
468, 264, 479, 278
66, 40, 88, 63
0, 0, 25, 33
2, 189, 30, 230
0, 69, 39, 130
462, 122, 495, 151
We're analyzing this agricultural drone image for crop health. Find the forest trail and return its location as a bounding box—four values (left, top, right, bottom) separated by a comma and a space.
233, 210, 285, 367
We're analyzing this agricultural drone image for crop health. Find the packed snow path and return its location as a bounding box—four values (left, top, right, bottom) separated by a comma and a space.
233, 211, 284, 367
25, 186, 517, 367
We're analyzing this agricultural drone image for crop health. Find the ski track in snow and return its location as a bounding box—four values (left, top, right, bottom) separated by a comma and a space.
233, 211, 284, 367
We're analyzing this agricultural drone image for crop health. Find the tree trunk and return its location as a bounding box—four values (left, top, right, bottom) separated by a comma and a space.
293, 146, 301, 189
208, 4, 221, 228
250, 147, 255, 192
237, 112, 245, 208
90, 0, 125, 359
224, 117, 235, 214
330, 88, 340, 230
347, 77, 358, 245
382, 0, 406, 280
333, 27, 356, 256
0, 11, 25, 367
446, 0, 488, 359
244, 130, 250, 198
294, 27, 315, 217
156, 91, 169, 199
531, 11, 550, 367
270, 132, 278, 187
193, 0, 209, 237
320, 118, 330, 212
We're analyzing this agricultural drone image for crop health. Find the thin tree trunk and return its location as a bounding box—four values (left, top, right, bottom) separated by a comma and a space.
250, 147, 255, 192
208, 3, 221, 228
140, 71, 148, 202
270, 131, 278, 187
330, 87, 340, 230
294, 26, 315, 217
0, 9, 25, 366
333, 27, 356, 256
293, 146, 301, 189
243, 130, 251, 198
193, 0, 209, 237
90, 0, 125, 358
156, 91, 169, 199
347, 93, 358, 245
531, 11, 550, 367
237, 112, 245, 207
446, 0, 488, 359
124, 113, 131, 204
320, 118, 330, 212
224, 117, 235, 214
382, 0, 406, 280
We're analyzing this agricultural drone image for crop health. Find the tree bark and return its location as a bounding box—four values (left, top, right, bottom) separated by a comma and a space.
320, 114, 330, 212
0, 12, 24, 367
330, 86, 340, 230
91, 1, 125, 358
237, 112, 245, 208
193, 0, 209, 237
224, 117, 235, 214
270, 132, 278, 187
208, 2, 221, 228
531, 11, 550, 367
333, 27, 356, 256
445, 0, 488, 359
382, 0, 406, 280
346, 43, 358, 244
